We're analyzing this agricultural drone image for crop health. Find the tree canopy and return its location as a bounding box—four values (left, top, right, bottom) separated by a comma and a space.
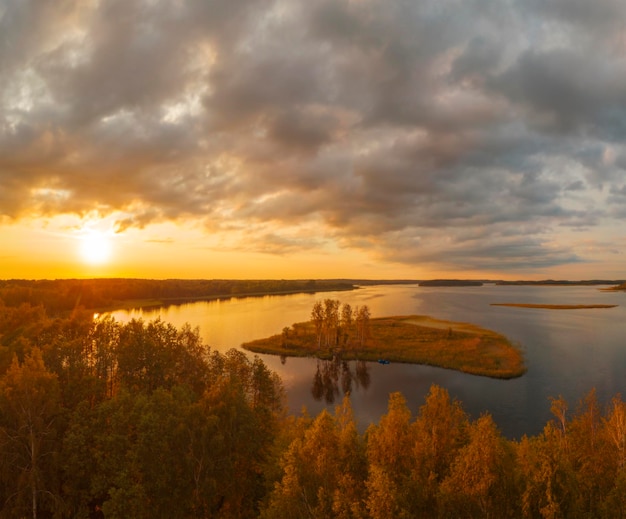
1, 295, 625, 517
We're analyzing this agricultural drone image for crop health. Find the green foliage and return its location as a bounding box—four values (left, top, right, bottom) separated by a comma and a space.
0, 298, 285, 518
0, 349, 63, 518
3, 291, 626, 518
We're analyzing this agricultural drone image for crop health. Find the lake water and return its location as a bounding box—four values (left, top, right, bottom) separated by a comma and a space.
109, 284, 625, 439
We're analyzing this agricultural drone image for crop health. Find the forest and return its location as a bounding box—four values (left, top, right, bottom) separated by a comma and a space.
0, 279, 359, 315
2, 289, 626, 518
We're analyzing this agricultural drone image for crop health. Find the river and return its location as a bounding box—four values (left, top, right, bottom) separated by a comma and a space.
109, 284, 625, 439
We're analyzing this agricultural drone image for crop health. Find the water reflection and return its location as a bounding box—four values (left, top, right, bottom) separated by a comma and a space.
311, 357, 371, 404
108, 284, 626, 439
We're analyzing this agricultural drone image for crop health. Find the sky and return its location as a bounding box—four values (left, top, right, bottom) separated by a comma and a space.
1, 0, 625, 280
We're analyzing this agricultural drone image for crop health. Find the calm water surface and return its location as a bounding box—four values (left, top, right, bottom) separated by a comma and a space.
109, 284, 626, 439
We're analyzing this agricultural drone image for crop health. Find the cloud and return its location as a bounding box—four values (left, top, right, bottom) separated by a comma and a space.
490, 49, 626, 137
1, 0, 625, 273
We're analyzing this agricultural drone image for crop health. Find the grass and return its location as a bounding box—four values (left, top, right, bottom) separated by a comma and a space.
490, 303, 618, 310
242, 315, 526, 379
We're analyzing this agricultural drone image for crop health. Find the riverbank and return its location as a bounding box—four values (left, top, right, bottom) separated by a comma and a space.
95, 286, 358, 312
0, 278, 358, 315
243, 314, 526, 379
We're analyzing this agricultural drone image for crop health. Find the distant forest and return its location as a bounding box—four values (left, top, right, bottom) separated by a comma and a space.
418, 279, 484, 287
496, 279, 625, 286
2, 286, 626, 518
1, 278, 620, 316
0, 278, 359, 314
420, 279, 625, 287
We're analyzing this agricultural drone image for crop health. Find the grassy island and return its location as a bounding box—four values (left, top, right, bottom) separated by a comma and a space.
243, 314, 526, 379
602, 282, 626, 291
491, 303, 618, 310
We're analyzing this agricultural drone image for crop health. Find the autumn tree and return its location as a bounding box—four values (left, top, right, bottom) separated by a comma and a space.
366, 392, 416, 518
261, 396, 366, 519
332, 396, 368, 518
311, 302, 325, 349
566, 390, 613, 517
605, 395, 626, 471
323, 299, 341, 348
201, 349, 285, 517
0, 349, 62, 519
517, 418, 576, 518
355, 306, 371, 348
262, 410, 340, 518
411, 384, 469, 514
340, 303, 353, 347
601, 395, 626, 516
439, 414, 518, 518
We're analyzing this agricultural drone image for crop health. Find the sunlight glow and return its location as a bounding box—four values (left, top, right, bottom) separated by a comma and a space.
79, 230, 113, 265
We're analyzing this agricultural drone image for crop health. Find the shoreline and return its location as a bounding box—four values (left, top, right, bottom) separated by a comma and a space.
491, 303, 618, 310
96, 285, 357, 313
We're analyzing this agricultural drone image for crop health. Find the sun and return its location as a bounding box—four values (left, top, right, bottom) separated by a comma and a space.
79, 230, 113, 265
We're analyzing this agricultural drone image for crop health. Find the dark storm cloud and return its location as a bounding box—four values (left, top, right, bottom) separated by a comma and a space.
1, 0, 625, 272
490, 49, 626, 136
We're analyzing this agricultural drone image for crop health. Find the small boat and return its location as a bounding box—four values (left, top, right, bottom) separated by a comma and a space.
378, 359, 390, 365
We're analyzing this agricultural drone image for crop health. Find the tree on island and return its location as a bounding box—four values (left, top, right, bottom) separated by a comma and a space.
340, 303, 353, 346
355, 305, 371, 349
310, 300, 370, 352
311, 301, 325, 349
323, 299, 340, 348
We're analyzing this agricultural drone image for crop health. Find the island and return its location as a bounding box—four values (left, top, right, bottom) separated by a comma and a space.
491, 303, 618, 310
496, 280, 625, 286
243, 314, 526, 379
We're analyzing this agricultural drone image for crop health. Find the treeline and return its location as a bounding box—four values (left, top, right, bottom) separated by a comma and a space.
3, 300, 626, 517
0, 301, 284, 518
0, 278, 355, 315
265, 387, 626, 519
496, 280, 625, 286
419, 279, 483, 287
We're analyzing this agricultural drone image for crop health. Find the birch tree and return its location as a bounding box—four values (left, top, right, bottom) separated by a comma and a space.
311, 302, 324, 350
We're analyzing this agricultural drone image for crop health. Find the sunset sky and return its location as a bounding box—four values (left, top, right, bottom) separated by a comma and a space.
1, 0, 625, 280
